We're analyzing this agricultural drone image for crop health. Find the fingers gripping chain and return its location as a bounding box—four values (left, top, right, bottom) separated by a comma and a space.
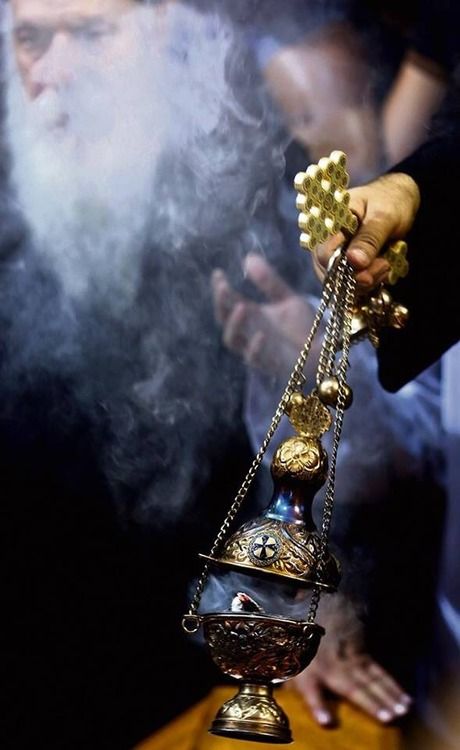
295, 152, 410, 348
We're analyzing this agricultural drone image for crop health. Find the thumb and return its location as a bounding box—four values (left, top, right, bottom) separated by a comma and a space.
345, 181, 413, 271
346, 215, 393, 271
244, 254, 292, 302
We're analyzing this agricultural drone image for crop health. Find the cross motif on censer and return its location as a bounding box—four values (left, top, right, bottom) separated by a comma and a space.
248, 534, 281, 563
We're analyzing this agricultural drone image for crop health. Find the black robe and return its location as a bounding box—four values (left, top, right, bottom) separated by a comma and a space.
378, 122, 460, 390
0, 214, 256, 750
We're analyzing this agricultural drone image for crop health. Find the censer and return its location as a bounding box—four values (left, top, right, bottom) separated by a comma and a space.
182, 151, 409, 744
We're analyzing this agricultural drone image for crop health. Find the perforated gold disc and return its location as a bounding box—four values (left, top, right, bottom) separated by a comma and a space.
294, 151, 358, 252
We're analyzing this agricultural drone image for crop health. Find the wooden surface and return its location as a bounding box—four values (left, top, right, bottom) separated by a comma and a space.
135, 686, 403, 750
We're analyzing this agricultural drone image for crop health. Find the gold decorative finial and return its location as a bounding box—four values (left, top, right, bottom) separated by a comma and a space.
269, 392, 331, 485
351, 288, 409, 348
294, 150, 358, 251
383, 240, 409, 285
285, 392, 332, 438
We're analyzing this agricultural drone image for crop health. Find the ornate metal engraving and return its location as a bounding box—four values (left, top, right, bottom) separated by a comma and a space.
207, 516, 339, 590
202, 613, 323, 682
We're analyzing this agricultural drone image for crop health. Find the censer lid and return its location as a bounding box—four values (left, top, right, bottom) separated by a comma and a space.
200, 515, 340, 591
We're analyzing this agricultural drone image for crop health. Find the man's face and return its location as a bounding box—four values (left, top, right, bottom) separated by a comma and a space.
11, 0, 137, 99
4, 0, 246, 307
5, 0, 172, 304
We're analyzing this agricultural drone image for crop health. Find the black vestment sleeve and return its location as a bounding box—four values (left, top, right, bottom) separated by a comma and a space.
377, 128, 460, 391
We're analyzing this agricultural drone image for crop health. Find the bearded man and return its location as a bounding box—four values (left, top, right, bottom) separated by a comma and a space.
0, 2, 284, 748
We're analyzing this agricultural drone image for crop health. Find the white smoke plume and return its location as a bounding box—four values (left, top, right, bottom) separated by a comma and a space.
4, 2, 284, 306
198, 569, 365, 642
0, 0, 286, 522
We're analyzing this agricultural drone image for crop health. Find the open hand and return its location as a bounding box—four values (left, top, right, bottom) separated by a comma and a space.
212, 254, 315, 379
286, 602, 412, 727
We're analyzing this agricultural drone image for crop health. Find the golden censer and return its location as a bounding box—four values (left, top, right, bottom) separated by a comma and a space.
182, 151, 409, 744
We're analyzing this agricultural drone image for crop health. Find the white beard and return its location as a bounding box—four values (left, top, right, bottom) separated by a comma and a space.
3, 1, 269, 313
4, 5, 169, 309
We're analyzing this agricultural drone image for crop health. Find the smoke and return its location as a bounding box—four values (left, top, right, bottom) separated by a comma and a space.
200, 569, 312, 620
0, 1, 286, 523
198, 569, 365, 643
5, 3, 286, 303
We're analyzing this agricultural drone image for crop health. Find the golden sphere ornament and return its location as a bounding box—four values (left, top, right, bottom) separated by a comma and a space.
317, 377, 353, 409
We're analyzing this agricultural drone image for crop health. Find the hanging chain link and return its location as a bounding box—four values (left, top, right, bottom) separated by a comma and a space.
316, 251, 347, 385
186, 258, 344, 618
308, 256, 356, 622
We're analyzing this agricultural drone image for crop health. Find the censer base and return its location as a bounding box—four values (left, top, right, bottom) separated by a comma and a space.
209, 682, 292, 744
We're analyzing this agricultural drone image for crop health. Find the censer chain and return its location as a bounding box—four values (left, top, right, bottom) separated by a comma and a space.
316, 248, 351, 384
308, 258, 356, 622
187, 257, 344, 618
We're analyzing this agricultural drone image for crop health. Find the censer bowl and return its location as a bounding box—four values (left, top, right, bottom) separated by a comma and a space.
201, 612, 324, 743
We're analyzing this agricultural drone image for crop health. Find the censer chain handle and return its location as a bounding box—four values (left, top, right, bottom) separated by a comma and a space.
187, 259, 343, 618
308, 258, 356, 622
316, 245, 351, 385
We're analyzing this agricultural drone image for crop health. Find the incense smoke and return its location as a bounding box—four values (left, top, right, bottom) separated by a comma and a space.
0, 0, 286, 523
199, 569, 366, 647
